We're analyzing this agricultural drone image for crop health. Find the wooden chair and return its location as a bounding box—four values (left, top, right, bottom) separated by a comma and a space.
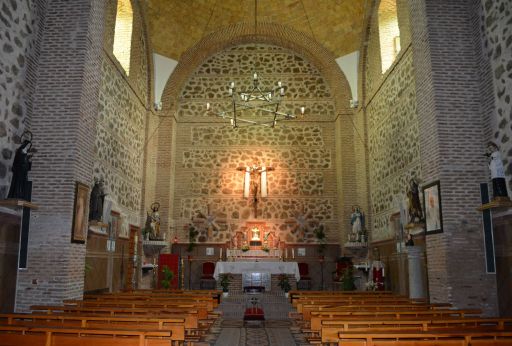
297, 262, 312, 290
199, 262, 216, 290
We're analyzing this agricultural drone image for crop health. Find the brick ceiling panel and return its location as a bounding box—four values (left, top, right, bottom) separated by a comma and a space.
145, 0, 365, 60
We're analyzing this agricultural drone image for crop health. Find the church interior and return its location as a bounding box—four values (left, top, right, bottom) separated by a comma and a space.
1, 0, 512, 344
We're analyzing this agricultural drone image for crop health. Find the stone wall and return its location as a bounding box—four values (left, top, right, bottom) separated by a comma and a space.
95, 0, 149, 230
172, 44, 341, 244
481, 0, 512, 194
364, 0, 418, 243
0, 0, 38, 198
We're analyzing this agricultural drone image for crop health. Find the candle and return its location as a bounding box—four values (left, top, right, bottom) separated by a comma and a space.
253, 72, 258, 80
220, 248, 223, 259
292, 248, 295, 259
206, 102, 210, 110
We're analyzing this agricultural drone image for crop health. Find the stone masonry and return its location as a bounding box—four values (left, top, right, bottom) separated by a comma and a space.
170, 44, 343, 244
0, 0, 38, 198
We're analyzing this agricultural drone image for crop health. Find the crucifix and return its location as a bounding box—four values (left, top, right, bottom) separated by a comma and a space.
237, 164, 274, 218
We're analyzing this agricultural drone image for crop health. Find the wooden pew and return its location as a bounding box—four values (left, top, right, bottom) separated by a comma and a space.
303, 308, 484, 341
336, 330, 512, 346
0, 325, 174, 346
0, 313, 186, 342
319, 318, 512, 344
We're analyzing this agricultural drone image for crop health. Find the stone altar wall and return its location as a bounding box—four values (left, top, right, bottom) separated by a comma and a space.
172, 44, 340, 244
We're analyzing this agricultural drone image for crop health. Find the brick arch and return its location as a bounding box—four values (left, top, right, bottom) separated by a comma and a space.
160, 22, 352, 115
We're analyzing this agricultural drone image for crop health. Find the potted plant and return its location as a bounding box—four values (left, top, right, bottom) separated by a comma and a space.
278, 274, 291, 298
339, 267, 356, 291
261, 244, 270, 253
160, 265, 174, 289
219, 273, 232, 297
187, 224, 199, 252
313, 224, 326, 254
241, 244, 250, 252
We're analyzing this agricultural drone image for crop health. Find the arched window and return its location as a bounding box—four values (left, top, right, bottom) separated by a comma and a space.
378, 0, 401, 73
113, 0, 133, 75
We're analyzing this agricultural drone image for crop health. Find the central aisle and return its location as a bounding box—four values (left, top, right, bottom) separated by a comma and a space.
205, 292, 309, 346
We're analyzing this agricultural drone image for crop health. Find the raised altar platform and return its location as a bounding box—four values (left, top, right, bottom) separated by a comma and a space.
213, 261, 300, 281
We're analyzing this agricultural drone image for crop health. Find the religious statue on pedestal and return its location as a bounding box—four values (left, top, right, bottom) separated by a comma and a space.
89, 179, 107, 222
486, 141, 510, 200
407, 178, 423, 224
150, 202, 161, 239
7, 131, 36, 200
349, 206, 364, 242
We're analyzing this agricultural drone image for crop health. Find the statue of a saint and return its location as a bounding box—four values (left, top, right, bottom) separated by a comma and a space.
89, 179, 107, 221
350, 206, 364, 242
486, 142, 509, 199
407, 178, 423, 224
7, 137, 35, 200
150, 202, 161, 239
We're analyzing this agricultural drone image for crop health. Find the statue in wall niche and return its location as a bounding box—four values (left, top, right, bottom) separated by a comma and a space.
7, 131, 36, 200
407, 178, 423, 224
486, 141, 510, 200
89, 179, 107, 222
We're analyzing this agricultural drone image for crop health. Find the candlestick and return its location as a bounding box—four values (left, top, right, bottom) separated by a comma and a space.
219, 247, 223, 260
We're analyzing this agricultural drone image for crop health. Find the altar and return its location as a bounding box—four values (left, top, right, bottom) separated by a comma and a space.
213, 261, 300, 281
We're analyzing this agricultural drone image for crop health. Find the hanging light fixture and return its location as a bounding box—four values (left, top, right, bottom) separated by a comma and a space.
205, 0, 305, 128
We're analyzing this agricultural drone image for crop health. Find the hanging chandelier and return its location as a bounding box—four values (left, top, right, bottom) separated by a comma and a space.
206, 73, 305, 128
205, 0, 304, 128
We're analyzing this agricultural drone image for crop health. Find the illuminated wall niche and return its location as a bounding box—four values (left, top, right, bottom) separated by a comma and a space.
113, 0, 133, 75
378, 0, 401, 73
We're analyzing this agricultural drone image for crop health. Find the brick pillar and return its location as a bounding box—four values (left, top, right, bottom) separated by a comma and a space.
15, 0, 106, 311
408, 0, 498, 314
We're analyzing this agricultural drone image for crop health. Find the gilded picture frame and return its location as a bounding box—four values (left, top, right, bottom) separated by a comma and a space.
72, 182, 89, 243
422, 180, 443, 235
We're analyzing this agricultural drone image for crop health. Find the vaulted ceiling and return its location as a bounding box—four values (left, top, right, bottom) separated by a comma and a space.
145, 0, 366, 60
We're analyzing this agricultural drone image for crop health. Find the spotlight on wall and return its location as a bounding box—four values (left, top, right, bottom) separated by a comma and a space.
153, 101, 163, 111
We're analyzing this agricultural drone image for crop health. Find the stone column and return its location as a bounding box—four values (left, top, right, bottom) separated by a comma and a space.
406, 246, 426, 299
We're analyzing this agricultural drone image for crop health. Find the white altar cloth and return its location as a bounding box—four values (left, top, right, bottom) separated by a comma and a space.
213, 261, 300, 281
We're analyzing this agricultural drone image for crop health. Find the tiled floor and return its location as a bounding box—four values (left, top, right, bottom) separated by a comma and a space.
202, 293, 309, 346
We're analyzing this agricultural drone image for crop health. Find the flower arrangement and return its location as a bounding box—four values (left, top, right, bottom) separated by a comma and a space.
365, 280, 377, 291
261, 244, 270, 252
241, 244, 250, 252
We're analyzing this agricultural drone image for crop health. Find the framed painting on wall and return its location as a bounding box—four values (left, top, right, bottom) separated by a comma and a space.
110, 211, 120, 239
422, 180, 443, 235
72, 182, 89, 243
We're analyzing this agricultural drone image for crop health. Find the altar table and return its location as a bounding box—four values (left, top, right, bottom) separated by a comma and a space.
213, 261, 300, 281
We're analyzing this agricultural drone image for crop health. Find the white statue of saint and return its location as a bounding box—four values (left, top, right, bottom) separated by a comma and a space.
486, 142, 509, 199
350, 206, 364, 242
